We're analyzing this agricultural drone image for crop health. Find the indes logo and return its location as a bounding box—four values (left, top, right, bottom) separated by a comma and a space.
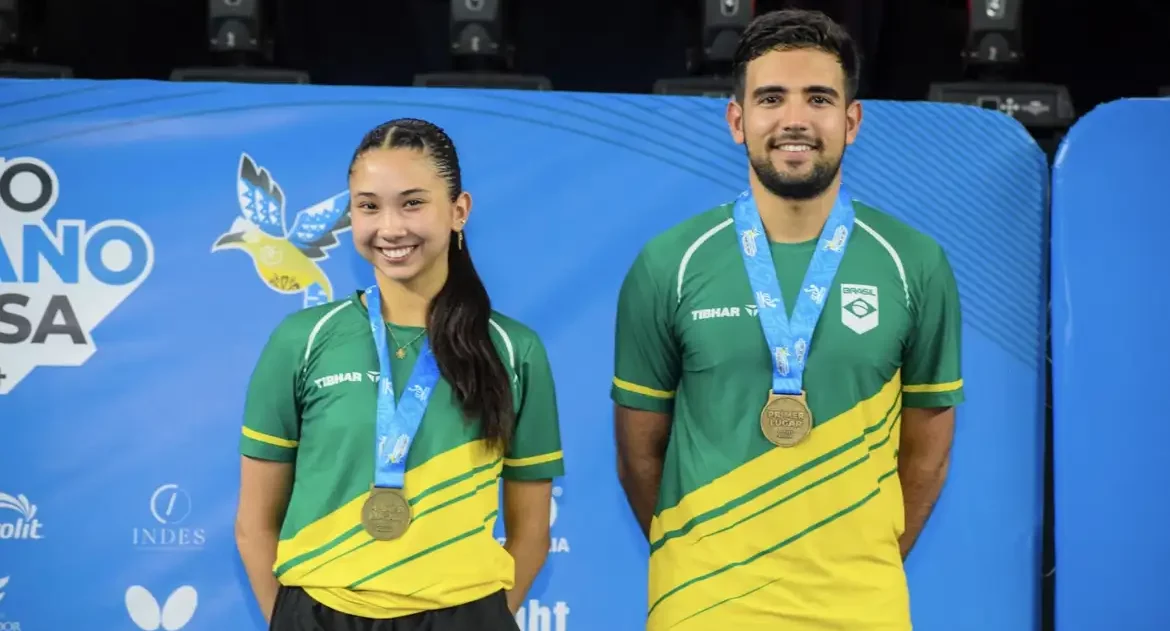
132, 484, 205, 551
125, 585, 197, 631
0, 157, 154, 395
211, 153, 350, 308
0, 493, 43, 540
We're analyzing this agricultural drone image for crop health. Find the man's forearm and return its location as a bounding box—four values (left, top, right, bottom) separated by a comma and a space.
505, 534, 550, 613
898, 453, 950, 558
618, 456, 664, 539
236, 529, 281, 622
614, 405, 672, 540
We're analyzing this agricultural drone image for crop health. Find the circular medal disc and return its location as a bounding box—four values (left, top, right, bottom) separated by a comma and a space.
361, 488, 412, 541
760, 395, 813, 448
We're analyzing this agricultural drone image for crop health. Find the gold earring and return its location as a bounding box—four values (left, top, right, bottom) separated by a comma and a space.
457, 231, 463, 250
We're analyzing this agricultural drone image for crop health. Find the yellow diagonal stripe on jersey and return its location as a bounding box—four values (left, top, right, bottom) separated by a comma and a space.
646, 376, 903, 617
649, 373, 902, 546
274, 496, 366, 577
648, 462, 883, 616
294, 458, 501, 585
286, 526, 371, 581
862, 389, 903, 452
275, 440, 499, 581
347, 506, 501, 588
303, 511, 507, 620
648, 489, 885, 630
866, 391, 903, 476
647, 427, 867, 555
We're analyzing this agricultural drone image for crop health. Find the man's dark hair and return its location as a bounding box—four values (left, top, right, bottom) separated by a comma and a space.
732, 9, 861, 103
349, 118, 515, 451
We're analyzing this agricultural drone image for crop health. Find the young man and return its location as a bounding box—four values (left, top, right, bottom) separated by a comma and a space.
611, 9, 963, 631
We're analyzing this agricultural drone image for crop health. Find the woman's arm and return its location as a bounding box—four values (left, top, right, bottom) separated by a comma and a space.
502, 478, 553, 614
235, 455, 294, 623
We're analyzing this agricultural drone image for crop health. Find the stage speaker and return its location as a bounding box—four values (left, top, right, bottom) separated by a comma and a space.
209, 0, 261, 54
653, 0, 752, 97
701, 0, 752, 69
174, 0, 309, 83
964, 0, 1023, 66
416, 0, 551, 89
450, 0, 504, 62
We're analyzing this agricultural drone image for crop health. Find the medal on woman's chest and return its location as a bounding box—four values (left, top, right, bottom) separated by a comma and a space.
361, 486, 412, 540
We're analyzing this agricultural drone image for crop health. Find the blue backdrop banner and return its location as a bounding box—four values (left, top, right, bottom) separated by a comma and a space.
1051, 97, 1170, 631
0, 80, 1047, 631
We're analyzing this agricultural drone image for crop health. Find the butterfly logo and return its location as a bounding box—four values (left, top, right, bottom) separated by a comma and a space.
125, 585, 198, 631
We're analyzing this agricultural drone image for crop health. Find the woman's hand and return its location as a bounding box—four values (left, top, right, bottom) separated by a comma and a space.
235, 456, 294, 623
501, 478, 553, 614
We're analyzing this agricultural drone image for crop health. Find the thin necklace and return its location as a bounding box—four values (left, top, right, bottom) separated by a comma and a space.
387, 326, 426, 359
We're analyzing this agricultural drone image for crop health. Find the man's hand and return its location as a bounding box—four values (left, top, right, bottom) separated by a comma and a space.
897, 406, 954, 558
614, 404, 672, 539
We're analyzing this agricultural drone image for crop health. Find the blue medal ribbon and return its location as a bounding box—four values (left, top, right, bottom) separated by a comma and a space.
733, 188, 855, 396
366, 286, 441, 490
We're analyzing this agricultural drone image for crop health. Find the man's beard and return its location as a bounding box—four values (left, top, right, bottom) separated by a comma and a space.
747, 141, 843, 201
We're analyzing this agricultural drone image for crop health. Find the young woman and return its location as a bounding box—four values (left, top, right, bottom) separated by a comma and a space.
234, 118, 564, 631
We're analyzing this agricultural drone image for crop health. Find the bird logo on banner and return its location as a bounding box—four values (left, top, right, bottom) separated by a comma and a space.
211, 153, 351, 308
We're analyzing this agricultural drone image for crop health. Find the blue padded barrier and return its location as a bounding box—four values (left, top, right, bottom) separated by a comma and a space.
1051, 98, 1170, 631
0, 80, 1047, 631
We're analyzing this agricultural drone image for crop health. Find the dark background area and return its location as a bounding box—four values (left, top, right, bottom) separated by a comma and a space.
11, 0, 1170, 114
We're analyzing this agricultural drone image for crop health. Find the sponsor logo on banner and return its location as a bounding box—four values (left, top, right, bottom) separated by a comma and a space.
211, 153, 351, 308
0, 156, 155, 395
497, 484, 569, 554
0, 493, 43, 540
0, 575, 21, 631
515, 598, 570, 631
132, 484, 205, 550
125, 585, 198, 631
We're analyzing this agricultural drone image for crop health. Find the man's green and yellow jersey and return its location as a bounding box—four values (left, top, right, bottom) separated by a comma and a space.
612, 200, 964, 630
241, 290, 564, 619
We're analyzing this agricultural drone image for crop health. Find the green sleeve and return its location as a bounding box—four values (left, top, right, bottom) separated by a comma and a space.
502, 336, 565, 481
610, 248, 681, 413
240, 321, 304, 462
902, 246, 965, 408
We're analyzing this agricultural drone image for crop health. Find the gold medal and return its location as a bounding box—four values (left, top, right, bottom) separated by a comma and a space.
360, 487, 412, 540
760, 391, 813, 448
